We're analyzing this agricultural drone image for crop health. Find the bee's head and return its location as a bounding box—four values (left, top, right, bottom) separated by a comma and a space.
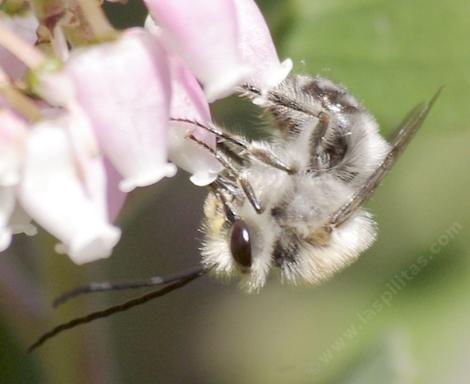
201, 192, 275, 292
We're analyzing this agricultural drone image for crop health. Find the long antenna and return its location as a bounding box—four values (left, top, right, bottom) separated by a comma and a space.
52, 266, 204, 308
28, 267, 207, 353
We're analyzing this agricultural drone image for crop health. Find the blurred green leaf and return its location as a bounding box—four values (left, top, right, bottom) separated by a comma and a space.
0, 318, 40, 384
337, 330, 415, 384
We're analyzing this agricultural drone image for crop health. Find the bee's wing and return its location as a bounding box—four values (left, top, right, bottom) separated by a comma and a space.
326, 88, 442, 229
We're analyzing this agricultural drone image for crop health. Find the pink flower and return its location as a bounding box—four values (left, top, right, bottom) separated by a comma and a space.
167, 56, 223, 186
24, 29, 178, 262
0, 96, 122, 262
63, 30, 176, 193
232, 0, 292, 91
145, 0, 250, 102
0, 109, 27, 187
18, 111, 121, 264
0, 110, 33, 251
144, 0, 291, 100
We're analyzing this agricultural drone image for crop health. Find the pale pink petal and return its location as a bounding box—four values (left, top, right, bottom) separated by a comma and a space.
168, 123, 222, 186
169, 57, 212, 125
18, 117, 121, 264
167, 57, 222, 186
35, 65, 76, 107
103, 157, 127, 221
0, 109, 28, 186
0, 186, 15, 251
233, 0, 292, 91
65, 30, 176, 193
8, 204, 37, 236
145, 0, 251, 102
0, 11, 38, 80
64, 106, 108, 220
0, 110, 35, 248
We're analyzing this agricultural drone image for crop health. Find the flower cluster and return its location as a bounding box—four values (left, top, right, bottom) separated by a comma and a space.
0, 0, 291, 264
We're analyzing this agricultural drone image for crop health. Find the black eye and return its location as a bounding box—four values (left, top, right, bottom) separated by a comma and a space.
230, 219, 252, 268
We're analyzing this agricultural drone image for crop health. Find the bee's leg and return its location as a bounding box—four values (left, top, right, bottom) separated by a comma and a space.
244, 143, 296, 174
243, 83, 353, 173
237, 177, 263, 213
210, 183, 238, 223
217, 141, 246, 166
241, 83, 323, 119
188, 135, 264, 214
241, 83, 341, 169
173, 118, 247, 147
212, 175, 239, 196
187, 134, 237, 175
171, 118, 295, 174
309, 111, 331, 170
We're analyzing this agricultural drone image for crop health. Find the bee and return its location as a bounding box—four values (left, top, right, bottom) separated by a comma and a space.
28, 74, 439, 351
200, 75, 390, 291
191, 75, 439, 291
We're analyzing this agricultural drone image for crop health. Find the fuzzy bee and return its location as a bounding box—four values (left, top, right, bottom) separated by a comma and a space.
28, 74, 439, 351
195, 74, 438, 291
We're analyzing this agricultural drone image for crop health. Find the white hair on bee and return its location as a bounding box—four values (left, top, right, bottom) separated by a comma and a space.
283, 211, 376, 285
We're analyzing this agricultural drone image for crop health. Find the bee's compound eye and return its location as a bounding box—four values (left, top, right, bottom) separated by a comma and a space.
230, 219, 252, 268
